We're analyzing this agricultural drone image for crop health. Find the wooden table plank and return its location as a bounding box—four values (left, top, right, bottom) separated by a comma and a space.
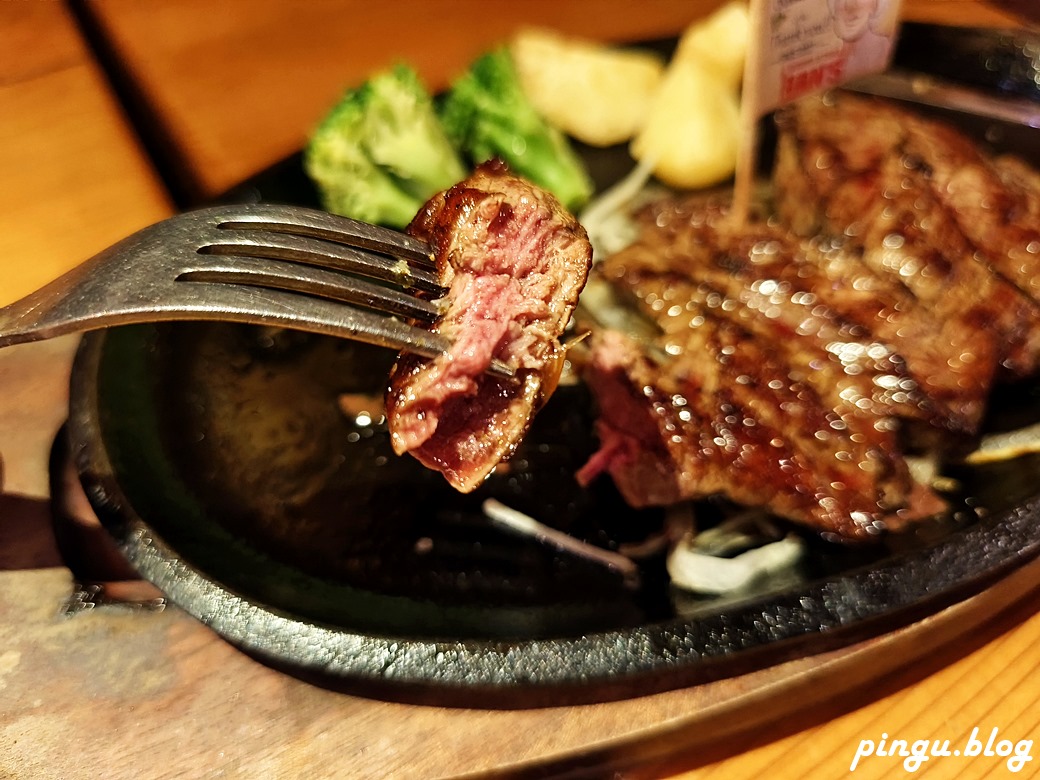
1, 546, 1037, 779
78, 0, 1035, 203
0, 2, 171, 497
0, 3, 171, 309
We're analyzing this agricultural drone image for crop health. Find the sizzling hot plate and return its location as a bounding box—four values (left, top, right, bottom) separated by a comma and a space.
67, 28, 1040, 706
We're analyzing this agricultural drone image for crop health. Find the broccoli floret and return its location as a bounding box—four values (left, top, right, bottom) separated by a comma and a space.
439, 49, 594, 212
304, 64, 466, 228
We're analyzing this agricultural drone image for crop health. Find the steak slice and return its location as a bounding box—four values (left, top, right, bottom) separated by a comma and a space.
600, 201, 962, 427
386, 160, 592, 492
773, 92, 1040, 378
902, 118, 1040, 310
582, 199, 959, 539
623, 198, 990, 433
578, 325, 913, 540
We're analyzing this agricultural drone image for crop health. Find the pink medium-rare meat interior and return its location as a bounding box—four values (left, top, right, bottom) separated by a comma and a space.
386, 160, 592, 492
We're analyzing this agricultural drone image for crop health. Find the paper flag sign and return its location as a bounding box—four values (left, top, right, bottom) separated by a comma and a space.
744, 0, 902, 119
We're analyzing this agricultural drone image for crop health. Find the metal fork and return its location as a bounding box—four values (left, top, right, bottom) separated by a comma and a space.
0, 203, 514, 378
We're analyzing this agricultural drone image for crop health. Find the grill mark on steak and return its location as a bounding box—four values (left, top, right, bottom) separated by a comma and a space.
599, 202, 972, 430
902, 117, 1040, 310
579, 327, 904, 540
386, 160, 592, 492
774, 92, 1040, 378
600, 258, 910, 434
657, 200, 994, 432
690, 304, 911, 519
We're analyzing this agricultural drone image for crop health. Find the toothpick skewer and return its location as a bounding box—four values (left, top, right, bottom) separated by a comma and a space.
730, 0, 768, 228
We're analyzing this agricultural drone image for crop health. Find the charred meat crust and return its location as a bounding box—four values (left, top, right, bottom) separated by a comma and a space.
578, 328, 905, 540
586, 209, 926, 540
625, 199, 991, 433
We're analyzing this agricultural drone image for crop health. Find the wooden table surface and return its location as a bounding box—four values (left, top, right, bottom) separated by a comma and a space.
1, 2, 1038, 778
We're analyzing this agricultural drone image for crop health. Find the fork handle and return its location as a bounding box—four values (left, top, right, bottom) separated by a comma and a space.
0, 261, 113, 348
0, 257, 457, 364
0, 245, 516, 380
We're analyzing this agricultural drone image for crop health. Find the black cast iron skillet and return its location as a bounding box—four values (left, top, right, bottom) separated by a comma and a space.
65, 25, 1040, 707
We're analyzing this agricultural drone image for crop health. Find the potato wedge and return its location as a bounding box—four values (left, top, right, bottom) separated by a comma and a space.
673, 1, 750, 89
511, 27, 665, 147
629, 57, 740, 190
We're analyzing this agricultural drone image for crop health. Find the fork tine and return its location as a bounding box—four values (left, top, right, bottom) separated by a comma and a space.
0, 204, 515, 379
200, 230, 446, 295
177, 254, 443, 323
176, 283, 456, 359
191, 211, 521, 377
210, 204, 436, 268
172, 283, 514, 378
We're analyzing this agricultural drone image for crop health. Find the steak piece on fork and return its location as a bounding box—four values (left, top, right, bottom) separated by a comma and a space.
386, 160, 592, 492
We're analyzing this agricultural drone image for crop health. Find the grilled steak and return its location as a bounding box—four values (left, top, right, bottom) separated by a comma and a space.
386, 160, 592, 492
623, 198, 992, 433
578, 323, 918, 540
773, 92, 1040, 378
577, 94, 1040, 540
583, 204, 945, 539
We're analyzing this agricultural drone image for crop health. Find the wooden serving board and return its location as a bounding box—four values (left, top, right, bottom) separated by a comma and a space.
1, 539, 1038, 779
